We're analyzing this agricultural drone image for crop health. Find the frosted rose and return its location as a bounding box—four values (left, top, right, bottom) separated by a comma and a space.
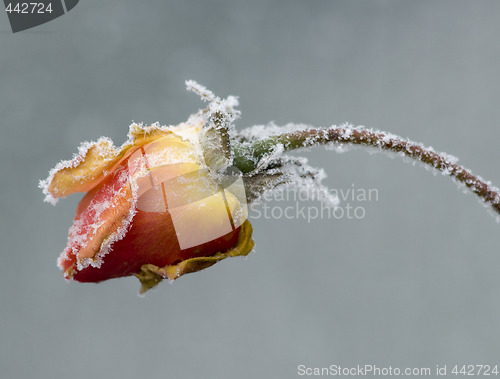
41, 122, 253, 293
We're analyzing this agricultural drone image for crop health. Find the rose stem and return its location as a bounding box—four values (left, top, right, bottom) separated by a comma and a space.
233, 126, 500, 216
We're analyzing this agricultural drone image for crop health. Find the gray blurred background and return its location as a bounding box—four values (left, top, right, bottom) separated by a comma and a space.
1, 1, 500, 378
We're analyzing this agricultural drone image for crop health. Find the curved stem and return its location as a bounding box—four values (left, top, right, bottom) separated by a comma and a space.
234, 126, 500, 217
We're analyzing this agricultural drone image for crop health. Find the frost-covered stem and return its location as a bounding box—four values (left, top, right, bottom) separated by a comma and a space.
234, 126, 500, 216
211, 111, 232, 160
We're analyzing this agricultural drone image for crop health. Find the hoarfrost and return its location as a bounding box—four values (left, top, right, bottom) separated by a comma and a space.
57, 165, 139, 272
247, 153, 339, 209
239, 122, 313, 141
185, 80, 241, 135
38, 137, 116, 205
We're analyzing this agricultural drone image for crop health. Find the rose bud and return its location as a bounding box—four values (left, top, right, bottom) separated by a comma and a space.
40, 122, 254, 293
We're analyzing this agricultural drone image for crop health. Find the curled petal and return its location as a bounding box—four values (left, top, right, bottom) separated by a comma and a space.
39, 123, 197, 203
